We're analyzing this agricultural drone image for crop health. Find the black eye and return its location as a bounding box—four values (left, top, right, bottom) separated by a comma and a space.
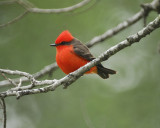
61, 41, 67, 45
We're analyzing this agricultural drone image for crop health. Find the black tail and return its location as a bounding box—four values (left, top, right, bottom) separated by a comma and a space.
97, 64, 116, 79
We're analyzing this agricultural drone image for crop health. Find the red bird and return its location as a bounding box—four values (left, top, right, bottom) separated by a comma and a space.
50, 30, 116, 79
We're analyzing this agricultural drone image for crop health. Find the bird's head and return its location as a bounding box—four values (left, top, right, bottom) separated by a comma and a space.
50, 30, 74, 47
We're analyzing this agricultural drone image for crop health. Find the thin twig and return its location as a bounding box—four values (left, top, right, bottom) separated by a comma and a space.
1, 73, 17, 87
68, 0, 98, 16
17, 0, 91, 13
0, 11, 29, 28
17, 79, 22, 87
0, 98, 6, 128
16, 0, 35, 8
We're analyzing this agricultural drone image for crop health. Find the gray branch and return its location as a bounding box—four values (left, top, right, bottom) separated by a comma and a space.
0, 14, 160, 99
1, 73, 17, 87
24, 0, 91, 13
0, 98, 6, 128
0, 63, 58, 87
0, 67, 57, 91
15, 0, 91, 13
0, 69, 35, 82
0, 11, 29, 28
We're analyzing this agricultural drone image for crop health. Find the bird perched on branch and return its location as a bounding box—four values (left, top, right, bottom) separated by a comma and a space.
50, 30, 116, 79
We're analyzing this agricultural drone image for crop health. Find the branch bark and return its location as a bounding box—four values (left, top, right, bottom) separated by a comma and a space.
0, 63, 58, 87
0, 98, 6, 128
22, 0, 91, 13
0, 14, 160, 99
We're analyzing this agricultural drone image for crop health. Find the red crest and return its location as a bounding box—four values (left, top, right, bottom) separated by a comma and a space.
55, 30, 74, 44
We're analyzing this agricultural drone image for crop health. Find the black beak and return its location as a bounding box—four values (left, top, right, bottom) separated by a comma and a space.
50, 44, 57, 46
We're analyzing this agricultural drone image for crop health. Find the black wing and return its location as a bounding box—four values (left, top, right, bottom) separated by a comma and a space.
71, 38, 95, 61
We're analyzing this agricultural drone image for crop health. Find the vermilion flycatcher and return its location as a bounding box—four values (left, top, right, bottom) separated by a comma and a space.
50, 30, 116, 79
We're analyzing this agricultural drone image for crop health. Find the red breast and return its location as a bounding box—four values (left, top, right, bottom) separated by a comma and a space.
56, 44, 97, 74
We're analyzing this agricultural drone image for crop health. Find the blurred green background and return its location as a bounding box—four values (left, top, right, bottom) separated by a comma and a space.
0, 0, 160, 128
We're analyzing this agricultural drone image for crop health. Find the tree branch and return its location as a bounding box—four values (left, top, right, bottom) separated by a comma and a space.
0, 14, 160, 99
0, 98, 6, 128
21, 0, 91, 14
141, 0, 160, 26
15, 0, 91, 14
0, 63, 58, 87
0, 68, 57, 92
0, 11, 29, 28
0, 69, 35, 82
1, 73, 17, 87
